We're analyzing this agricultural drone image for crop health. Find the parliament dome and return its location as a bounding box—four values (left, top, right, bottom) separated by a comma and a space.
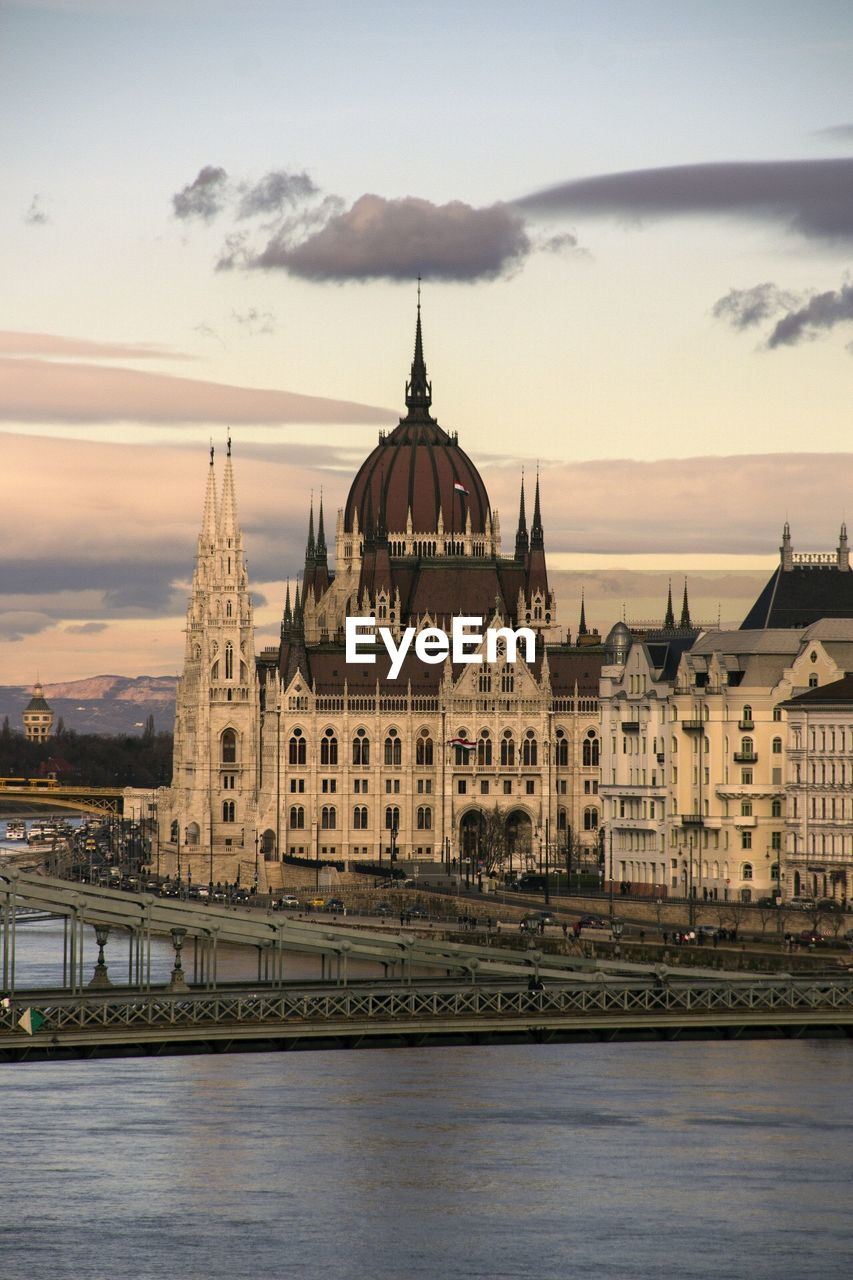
343, 308, 491, 537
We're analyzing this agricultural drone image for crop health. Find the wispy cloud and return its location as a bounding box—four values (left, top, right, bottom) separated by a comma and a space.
0, 330, 190, 360
517, 157, 853, 243
712, 276, 853, 349
23, 194, 49, 226
64, 622, 109, 635
172, 165, 229, 222
711, 283, 800, 330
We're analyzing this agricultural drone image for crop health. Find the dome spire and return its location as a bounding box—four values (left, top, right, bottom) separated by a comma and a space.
578, 590, 588, 637
405, 277, 432, 414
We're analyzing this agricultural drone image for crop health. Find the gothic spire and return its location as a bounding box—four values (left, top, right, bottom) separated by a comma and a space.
679, 578, 691, 629
199, 442, 218, 551
578, 591, 588, 637
664, 579, 675, 630
530, 468, 544, 551
218, 433, 240, 546
515, 473, 529, 559
305, 494, 316, 562
404, 280, 432, 414
316, 492, 327, 560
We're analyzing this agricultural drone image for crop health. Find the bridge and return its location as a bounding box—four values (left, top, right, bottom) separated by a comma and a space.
2, 869, 852, 1060
0, 783, 125, 816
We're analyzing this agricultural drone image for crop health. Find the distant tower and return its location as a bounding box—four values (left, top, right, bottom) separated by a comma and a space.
23, 681, 53, 742
781, 521, 794, 572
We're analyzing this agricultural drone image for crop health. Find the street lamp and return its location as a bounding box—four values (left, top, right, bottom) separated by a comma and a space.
254, 829, 260, 893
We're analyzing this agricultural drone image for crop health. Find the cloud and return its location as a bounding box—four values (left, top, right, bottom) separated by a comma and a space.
24, 195, 49, 226
237, 169, 319, 219
250, 193, 531, 282
517, 158, 853, 242
814, 125, 853, 143
231, 308, 277, 335
0, 330, 189, 360
711, 282, 800, 330
767, 281, 853, 348
64, 622, 109, 635
172, 165, 229, 222
0, 355, 393, 425
0, 612, 56, 642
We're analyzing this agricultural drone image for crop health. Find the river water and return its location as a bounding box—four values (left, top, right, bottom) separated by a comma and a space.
2, 907, 852, 1277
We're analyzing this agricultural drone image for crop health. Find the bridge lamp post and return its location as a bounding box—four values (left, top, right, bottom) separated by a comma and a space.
168, 926, 189, 992
254, 828, 260, 893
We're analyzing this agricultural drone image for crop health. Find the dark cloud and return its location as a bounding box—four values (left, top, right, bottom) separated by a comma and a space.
0, 612, 55, 642
23, 195, 49, 226
517, 158, 853, 242
712, 282, 800, 330
767, 281, 853, 348
237, 170, 319, 219
251, 193, 531, 282
64, 622, 109, 635
172, 166, 229, 221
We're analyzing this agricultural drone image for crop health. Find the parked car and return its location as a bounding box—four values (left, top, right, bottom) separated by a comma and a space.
799, 930, 826, 945
307, 897, 326, 909
577, 914, 608, 930
788, 897, 817, 910
376, 902, 392, 917
272, 894, 300, 911
325, 898, 346, 914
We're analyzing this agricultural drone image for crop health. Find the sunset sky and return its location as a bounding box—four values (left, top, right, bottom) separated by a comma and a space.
3, 0, 853, 683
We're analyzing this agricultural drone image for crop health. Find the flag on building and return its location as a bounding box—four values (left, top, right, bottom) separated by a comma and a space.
449, 737, 476, 750
17, 1008, 45, 1036
453, 482, 469, 496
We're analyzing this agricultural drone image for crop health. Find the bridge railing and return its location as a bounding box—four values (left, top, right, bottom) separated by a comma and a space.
2, 977, 852, 1038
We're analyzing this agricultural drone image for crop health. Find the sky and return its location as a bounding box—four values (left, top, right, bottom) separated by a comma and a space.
2, 0, 853, 682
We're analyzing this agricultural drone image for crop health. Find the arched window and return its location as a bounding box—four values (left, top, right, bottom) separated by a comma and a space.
522, 730, 538, 766
289, 806, 305, 830
454, 729, 472, 767
555, 729, 568, 767
385, 806, 400, 831
772, 737, 782, 754
478, 667, 492, 693
384, 729, 401, 767
170, 819, 179, 842
557, 808, 567, 831
222, 801, 235, 823
221, 729, 237, 763
741, 830, 752, 850
225, 641, 233, 680
740, 736, 753, 756
582, 730, 599, 767
500, 731, 515, 767
417, 806, 432, 830
742, 705, 753, 725
741, 862, 753, 880
320, 728, 338, 766
416, 730, 434, 766
226, 600, 232, 619
583, 806, 599, 831
321, 806, 336, 830
289, 728, 306, 766
352, 728, 370, 767
353, 805, 368, 830
477, 730, 492, 767
771, 799, 782, 818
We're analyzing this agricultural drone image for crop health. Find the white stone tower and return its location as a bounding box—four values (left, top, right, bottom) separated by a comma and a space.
163, 441, 259, 882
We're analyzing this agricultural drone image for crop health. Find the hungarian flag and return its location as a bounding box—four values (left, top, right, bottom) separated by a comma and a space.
450, 737, 476, 751
453, 482, 469, 496
17, 1008, 46, 1036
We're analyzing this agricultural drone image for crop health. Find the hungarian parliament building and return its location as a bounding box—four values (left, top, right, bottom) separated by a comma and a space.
160, 308, 853, 906
161, 309, 606, 883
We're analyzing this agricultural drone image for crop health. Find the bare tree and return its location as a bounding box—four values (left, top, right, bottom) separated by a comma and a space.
477, 805, 508, 876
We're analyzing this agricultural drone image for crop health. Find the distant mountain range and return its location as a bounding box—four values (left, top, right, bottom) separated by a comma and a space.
0, 675, 177, 736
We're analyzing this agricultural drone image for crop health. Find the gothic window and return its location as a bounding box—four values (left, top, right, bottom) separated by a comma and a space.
454, 729, 471, 766
385, 806, 400, 831
289, 728, 306, 766
582, 731, 599, 767
226, 600, 232, 619
320, 728, 338, 766
416, 806, 432, 830
478, 666, 492, 693
583, 806, 599, 831
384, 729, 401, 767
321, 806, 336, 830
353, 806, 368, 830
170, 819, 179, 842
221, 729, 237, 763
352, 728, 370, 767
555, 729, 568, 767
416, 730, 434, 766
522, 730, 538, 766
477, 730, 492, 767
500, 671, 514, 693
500, 731, 515, 767
222, 801, 235, 823
557, 808, 567, 832
289, 806, 305, 829
225, 642, 233, 680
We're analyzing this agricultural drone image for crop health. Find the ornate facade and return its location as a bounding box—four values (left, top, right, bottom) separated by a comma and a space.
161, 309, 603, 883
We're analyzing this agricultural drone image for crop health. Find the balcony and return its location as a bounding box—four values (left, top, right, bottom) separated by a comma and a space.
738, 719, 754, 731
621, 721, 640, 733
656, 752, 665, 763
734, 751, 758, 763
680, 814, 704, 827
682, 720, 703, 732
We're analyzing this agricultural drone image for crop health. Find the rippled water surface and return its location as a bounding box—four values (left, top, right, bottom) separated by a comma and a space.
1, 924, 852, 1278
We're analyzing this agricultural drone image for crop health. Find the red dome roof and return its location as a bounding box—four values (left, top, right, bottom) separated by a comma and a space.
344, 309, 491, 536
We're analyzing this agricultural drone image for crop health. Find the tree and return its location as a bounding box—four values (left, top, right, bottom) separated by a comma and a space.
55, 716, 66, 737
477, 805, 508, 876
0, 715, 10, 742
143, 714, 155, 740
